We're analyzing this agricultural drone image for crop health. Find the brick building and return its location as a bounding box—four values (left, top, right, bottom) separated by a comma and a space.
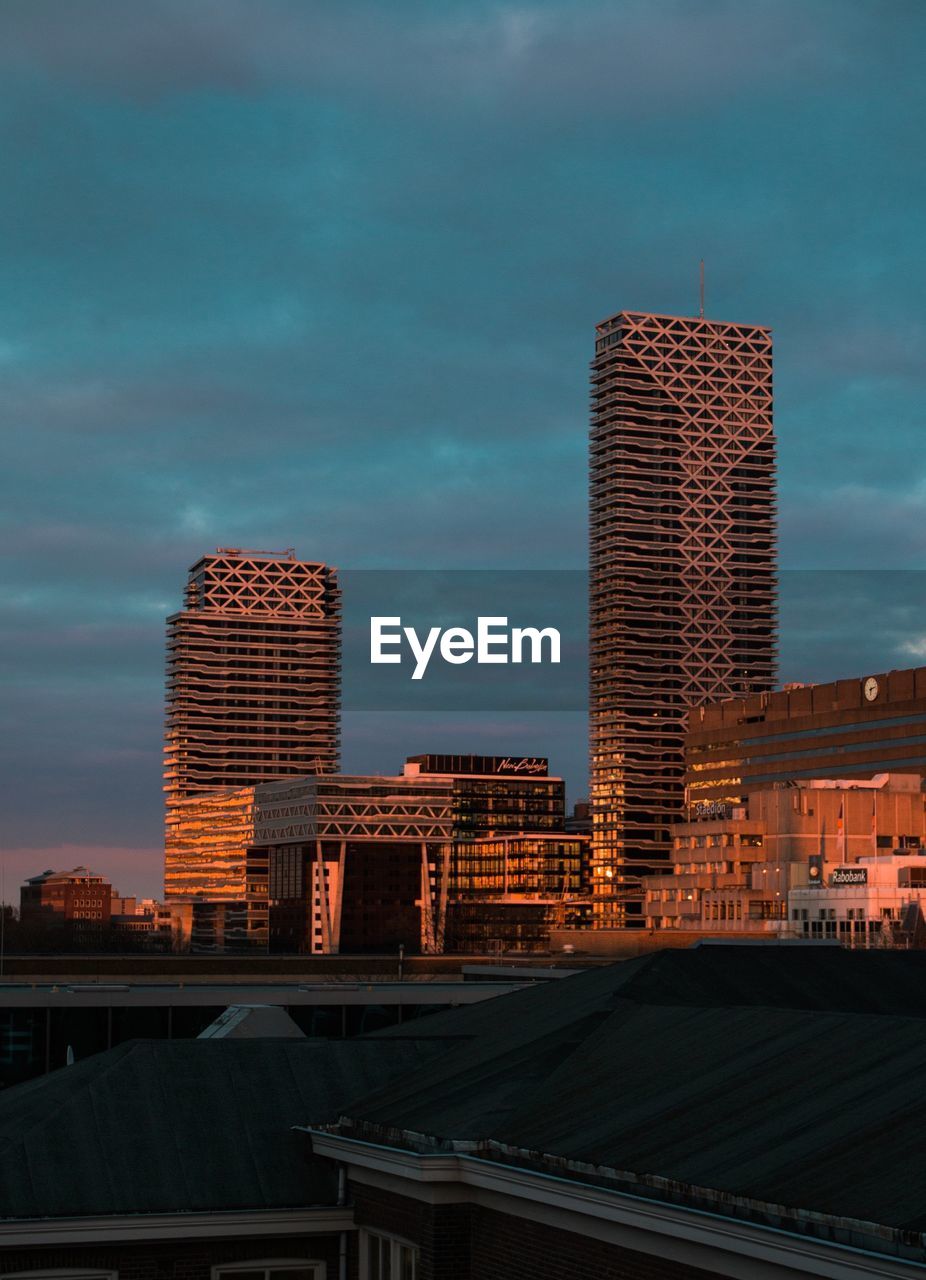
3, 947, 926, 1277
19, 866, 112, 946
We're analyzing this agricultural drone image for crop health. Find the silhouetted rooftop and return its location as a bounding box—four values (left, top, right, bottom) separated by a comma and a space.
0, 1036, 438, 1219
345, 946, 926, 1233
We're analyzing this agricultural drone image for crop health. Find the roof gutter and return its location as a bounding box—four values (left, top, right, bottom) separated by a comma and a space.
302, 1128, 924, 1280
0, 1206, 354, 1249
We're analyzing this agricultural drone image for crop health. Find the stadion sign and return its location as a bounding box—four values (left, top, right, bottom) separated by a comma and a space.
831, 867, 868, 886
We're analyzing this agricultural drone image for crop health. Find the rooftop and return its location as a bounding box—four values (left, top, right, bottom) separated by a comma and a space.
0, 1036, 439, 1220
342, 946, 926, 1241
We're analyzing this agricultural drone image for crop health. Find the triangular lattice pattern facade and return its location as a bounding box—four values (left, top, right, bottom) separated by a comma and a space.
589, 311, 777, 925
164, 550, 340, 897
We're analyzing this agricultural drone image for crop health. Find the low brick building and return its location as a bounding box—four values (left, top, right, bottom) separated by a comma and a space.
3, 946, 926, 1277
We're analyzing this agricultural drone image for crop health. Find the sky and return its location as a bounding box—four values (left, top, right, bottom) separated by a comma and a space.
2, 0, 926, 898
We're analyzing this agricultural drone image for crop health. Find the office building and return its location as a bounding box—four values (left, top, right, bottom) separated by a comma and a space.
404, 753, 566, 834
644, 772, 926, 937
19, 866, 112, 943
687, 664, 926, 808
789, 850, 926, 945
256, 773, 455, 954
402, 754, 578, 952
444, 832, 591, 952
590, 309, 777, 924
164, 548, 340, 895
163, 756, 576, 954
165, 785, 257, 900
169, 772, 455, 953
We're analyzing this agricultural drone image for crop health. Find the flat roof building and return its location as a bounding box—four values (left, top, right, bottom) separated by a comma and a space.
404, 753, 565, 836
790, 850, 926, 947
645, 772, 926, 938
445, 832, 591, 953
164, 772, 455, 954
687, 664, 926, 809
589, 310, 777, 926
256, 772, 455, 955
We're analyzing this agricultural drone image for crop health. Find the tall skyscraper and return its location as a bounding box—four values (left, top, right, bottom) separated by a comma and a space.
589, 310, 777, 924
164, 548, 340, 895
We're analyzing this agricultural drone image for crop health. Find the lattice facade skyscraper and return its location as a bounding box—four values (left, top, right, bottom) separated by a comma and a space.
589, 310, 777, 925
164, 549, 340, 897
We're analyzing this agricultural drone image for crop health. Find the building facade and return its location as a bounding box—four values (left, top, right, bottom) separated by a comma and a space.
19, 866, 112, 943
404, 754, 566, 835
255, 773, 455, 954
164, 548, 340, 892
687, 664, 926, 808
645, 772, 926, 937
789, 852, 926, 945
589, 310, 777, 924
445, 832, 591, 952
165, 755, 574, 955
163, 772, 455, 954
165, 785, 257, 899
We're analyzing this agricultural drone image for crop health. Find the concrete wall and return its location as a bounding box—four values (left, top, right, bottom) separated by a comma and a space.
548, 928, 774, 957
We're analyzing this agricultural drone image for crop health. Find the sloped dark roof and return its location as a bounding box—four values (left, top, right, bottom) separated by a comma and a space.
0, 1037, 438, 1220
617, 943, 926, 1016
375, 945, 926, 1046
6, 947, 926, 1236
344, 947, 926, 1232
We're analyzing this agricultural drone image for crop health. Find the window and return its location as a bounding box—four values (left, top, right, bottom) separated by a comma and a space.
212, 1263, 325, 1280
362, 1231, 418, 1280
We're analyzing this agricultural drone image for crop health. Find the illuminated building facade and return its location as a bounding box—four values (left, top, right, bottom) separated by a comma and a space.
164, 786, 256, 899
19, 866, 112, 943
404, 754, 566, 835
644, 772, 925, 936
164, 548, 340, 894
687, 665, 926, 807
589, 310, 777, 924
254, 773, 455, 954
445, 832, 591, 952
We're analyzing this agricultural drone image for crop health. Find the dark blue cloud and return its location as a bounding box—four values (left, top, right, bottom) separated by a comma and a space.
1, 0, 925, 895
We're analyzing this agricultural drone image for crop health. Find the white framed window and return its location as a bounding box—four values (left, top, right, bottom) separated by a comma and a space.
212, 1262, 325, 1280
361, 1230, 418, 1280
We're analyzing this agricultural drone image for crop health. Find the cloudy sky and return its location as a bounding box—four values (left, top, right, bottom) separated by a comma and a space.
2, 0, 925, 898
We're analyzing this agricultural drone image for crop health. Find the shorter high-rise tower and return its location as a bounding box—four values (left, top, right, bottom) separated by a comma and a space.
164, 548, 340, 896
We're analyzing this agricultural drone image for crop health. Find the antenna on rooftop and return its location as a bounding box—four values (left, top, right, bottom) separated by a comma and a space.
699, 259, 705, 319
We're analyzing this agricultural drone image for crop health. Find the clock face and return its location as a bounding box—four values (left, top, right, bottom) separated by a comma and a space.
864, 677, 879, 702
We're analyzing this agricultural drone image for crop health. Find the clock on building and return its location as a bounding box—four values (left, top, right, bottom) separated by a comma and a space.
864, 677, 879, 702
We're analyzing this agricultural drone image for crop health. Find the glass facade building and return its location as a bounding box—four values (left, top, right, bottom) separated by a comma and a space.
404, 754, 565, 836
